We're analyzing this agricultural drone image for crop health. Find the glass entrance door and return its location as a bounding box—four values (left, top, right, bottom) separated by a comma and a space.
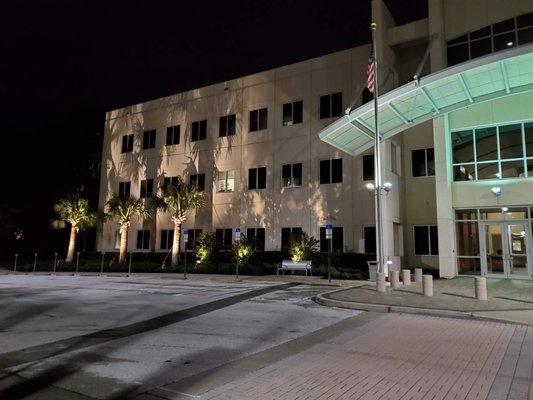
480, 222, 531, 278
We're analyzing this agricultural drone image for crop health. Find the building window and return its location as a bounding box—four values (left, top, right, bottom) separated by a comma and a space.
446, 13, 533, 66
282, 163, 302, 188
411, 148, 435, 177
414, 225, 439, 256
391, 143, 398, 174
282, 100, 303, 126
248, 167, 266, 189
162, 176, 179, 192
319, 158, 342, 184
190, 174, 205, 191
219, 114, 236, 137
185, 228, 202, 250
281, 227, 302, 251
136, 230, 150, 250
452, 122, 533, 181
215, 228, 233, 248
118, 181, 130, 198
217, 171, 235, 192
320, 92, 342, 119
192, 120, 207, 141
121, 134, 134, 153
166, 125, 180, 146
364, 226, 376, 254
249, 108, 268, 132
247, 228, 265, 250
362, 154, 374, 181
319, 226, 343, 252
160, 229, 174, 250
140, 179, 154, 198
143, 129, 156, 149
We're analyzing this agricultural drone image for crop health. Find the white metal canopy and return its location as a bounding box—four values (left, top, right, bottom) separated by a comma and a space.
318, 44, 533, 156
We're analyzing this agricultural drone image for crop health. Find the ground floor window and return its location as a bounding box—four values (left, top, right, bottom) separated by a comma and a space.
185, 229, 202, 250
216, 228, 233, 248
363, 226, 376, 254
414, 225, 439, 255
319, 226, 343, 252
247, 228, 265, 250
136, 230, 150, 250
160, 229, 174, 250
281, 227, 302, 251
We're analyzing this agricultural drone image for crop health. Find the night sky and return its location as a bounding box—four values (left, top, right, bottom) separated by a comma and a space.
0, 0, 427, 258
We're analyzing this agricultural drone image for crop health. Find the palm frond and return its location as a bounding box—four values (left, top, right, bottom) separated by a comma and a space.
52, 195, 98, 230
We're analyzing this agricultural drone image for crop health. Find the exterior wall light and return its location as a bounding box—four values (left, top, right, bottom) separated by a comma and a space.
491, 186, 502, 197
502, 207, 508, 212
365, 183, 375, 191
383, 182, 392, 192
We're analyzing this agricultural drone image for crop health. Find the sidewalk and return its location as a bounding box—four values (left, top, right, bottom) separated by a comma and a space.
316, 276, 533, 325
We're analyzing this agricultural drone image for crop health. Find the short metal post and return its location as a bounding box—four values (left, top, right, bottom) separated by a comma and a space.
423, 275, 433, 297
53, 253, 58, 273
475, 276, 487, 301
184, 250, 187, 279
76, 252, 80, 274
236, 261, 239, 280
33, 253, 37, 273
128, 252, 132, 276
100, 252, 105, 275
14, 254, 18, 272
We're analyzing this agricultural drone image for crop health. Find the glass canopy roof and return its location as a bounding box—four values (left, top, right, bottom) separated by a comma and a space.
318, 44, 533, 156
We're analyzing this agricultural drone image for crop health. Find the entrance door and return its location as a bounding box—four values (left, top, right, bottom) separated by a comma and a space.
480, 222, 531, 278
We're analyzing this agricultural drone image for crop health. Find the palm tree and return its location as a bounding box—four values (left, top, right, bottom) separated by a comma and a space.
52, 196, 98, 263
159, 177, 205, 266
106, 195, 153, 265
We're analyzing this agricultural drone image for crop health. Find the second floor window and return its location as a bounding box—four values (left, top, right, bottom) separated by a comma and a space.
140, 179, 153, 198
249, 108, 268, 132
166, 125, 180, 146
282, 100, 303, 126
320, 92, 342, 119
282, 163, 302, 188
192, 120, 207, 142
162, 176, 179, 192
190, 173, 205, 191
362, 154, 374, 181
320, 158, 342, 184
219, 114, 236, 137
412, 148, 435, 177
143, 129, 156, 149
121, 134, 134, 153
118, 181, 130, 197
248, 167, 266, 189
217, 170, 235, 192
160, 229, 174, 250
136, 230, 150, 250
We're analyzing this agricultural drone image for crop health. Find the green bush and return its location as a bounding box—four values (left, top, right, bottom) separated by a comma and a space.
289, 232, 319, 261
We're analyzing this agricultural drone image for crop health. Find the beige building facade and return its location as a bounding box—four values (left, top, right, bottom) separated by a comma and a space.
98, 0, 533, 279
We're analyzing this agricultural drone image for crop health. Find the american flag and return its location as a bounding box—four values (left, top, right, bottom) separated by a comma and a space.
366, 46, 375, 94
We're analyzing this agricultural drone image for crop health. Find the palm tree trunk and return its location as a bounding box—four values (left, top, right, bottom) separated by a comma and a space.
66, 226, 77, 263
171, 220, 182, 266
118, 224, 129, 265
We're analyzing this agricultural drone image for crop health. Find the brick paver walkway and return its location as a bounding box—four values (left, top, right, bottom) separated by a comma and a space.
200, 314, 533, 400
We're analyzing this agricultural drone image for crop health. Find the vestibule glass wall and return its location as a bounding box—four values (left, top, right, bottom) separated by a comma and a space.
455, 207, 533, 277
452, 121, 533, 181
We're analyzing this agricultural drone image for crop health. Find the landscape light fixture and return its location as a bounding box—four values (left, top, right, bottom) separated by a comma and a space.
507, 41, 514, 47
491, 186, 502, 197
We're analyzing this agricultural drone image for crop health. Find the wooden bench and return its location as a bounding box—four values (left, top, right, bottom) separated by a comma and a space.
277, 260, 313, 276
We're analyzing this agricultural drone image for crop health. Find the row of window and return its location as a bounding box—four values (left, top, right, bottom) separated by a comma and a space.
125, 224, 438, 256
452, 122, 533, 181
446, 12, 533, 66
120, 93, 343, 153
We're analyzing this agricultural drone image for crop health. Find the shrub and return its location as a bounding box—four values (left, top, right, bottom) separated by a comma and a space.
196, 232, 216, 265
233, 234, 256, 265
289, 232, 319, 261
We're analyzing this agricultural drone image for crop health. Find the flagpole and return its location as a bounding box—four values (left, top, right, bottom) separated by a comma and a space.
371, 22, 385, 278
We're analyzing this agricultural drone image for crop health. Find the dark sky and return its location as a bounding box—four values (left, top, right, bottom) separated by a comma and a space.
0, 0, 426, 255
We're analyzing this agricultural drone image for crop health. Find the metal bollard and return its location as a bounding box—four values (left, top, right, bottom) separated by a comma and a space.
14, 254, 18, 273
33, 253, 38, 273
53, 253, 58, 274
475, 277, 487, 301
100, 252, 105, 275
402, 269, 411, 285
423, 275, 433, 297
414, 268, 423, 283
376, 272, 386, 293
76, 252, 80, 274
391, 270, 400, 289
128, 252, 132, 276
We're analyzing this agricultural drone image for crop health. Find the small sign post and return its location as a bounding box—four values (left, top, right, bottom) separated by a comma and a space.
183, 229, 188, 279
235, 228, 241, 280
325, 224, 333, 283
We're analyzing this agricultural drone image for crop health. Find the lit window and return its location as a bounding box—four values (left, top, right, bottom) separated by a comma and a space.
217, 171, 235, 193
282, 163, 302, 188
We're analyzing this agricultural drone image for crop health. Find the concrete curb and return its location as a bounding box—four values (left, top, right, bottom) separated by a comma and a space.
314, 291, 533, 326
